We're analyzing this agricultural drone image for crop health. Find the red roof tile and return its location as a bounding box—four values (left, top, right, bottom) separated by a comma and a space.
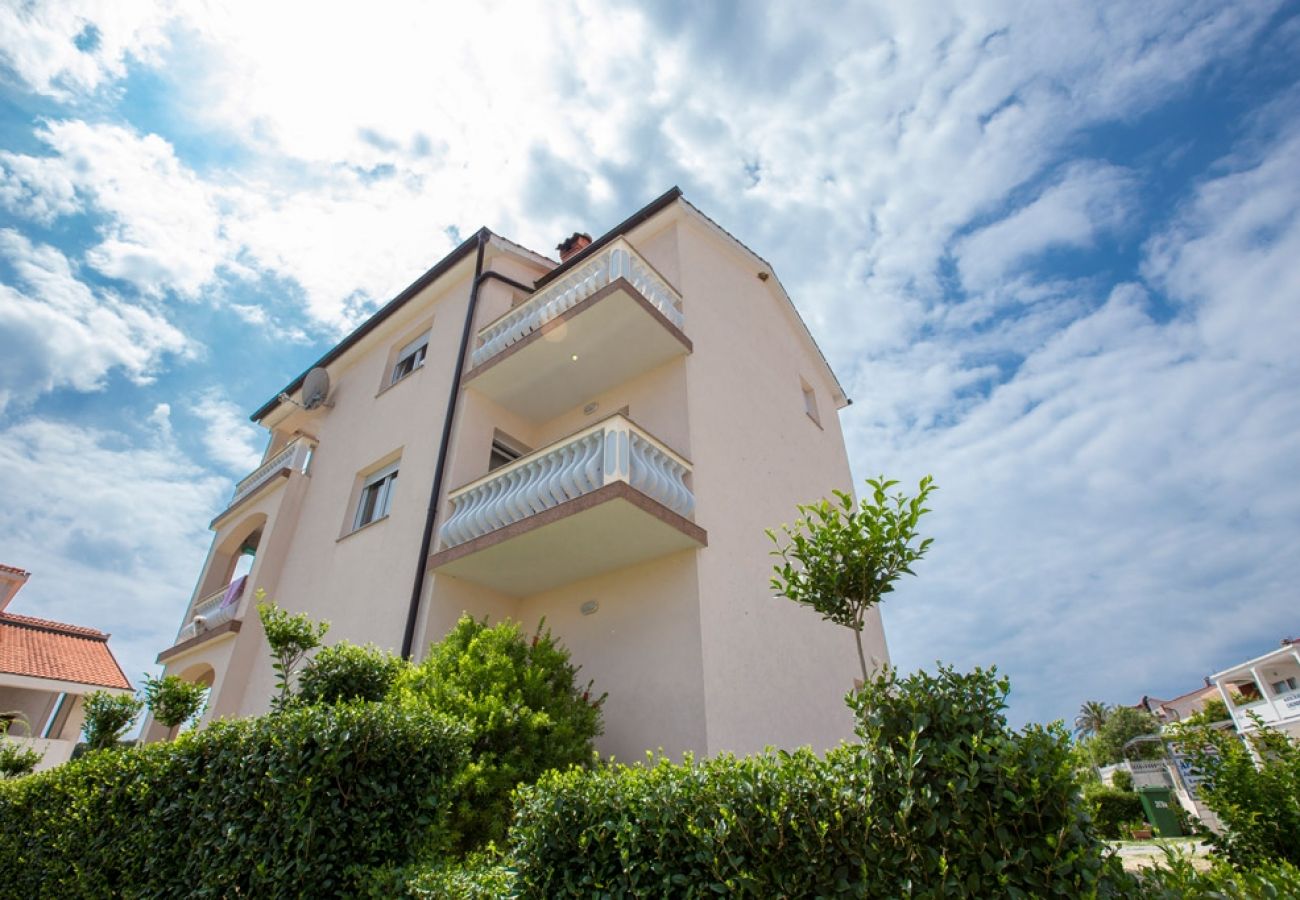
0, 613, 131, 690
0, 564, 29, 576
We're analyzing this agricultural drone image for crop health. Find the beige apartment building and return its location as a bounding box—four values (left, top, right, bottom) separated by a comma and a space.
146, 189, 887, 759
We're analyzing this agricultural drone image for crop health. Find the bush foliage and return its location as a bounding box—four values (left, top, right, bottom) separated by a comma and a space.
1082, 785, 1145, 839
298, 640, 409, 705
513, 665, 1109, 898
1175, 719, 1300, 868
0, 703, 466, 897
80, 690, 144, 751
394, 615, 604, 851
141, 673, 208, 732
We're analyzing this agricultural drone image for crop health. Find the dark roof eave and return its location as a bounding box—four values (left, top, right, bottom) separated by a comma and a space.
251, 227, 491, 422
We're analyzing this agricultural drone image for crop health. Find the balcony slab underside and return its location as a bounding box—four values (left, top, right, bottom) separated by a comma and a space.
427, 481, 706, 596
465, 279, 691, 422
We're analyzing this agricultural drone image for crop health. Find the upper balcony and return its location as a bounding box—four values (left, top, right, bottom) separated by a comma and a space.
465, 239, 691, 422
429, 414, 706, 595
214, 436, 314, 523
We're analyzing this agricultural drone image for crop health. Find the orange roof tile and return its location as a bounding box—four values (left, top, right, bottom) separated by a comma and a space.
0, 613, 131, 691
0, 564, 29, 576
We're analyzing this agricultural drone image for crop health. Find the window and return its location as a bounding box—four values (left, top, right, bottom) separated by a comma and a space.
353, 462, 398, 530
801, 379, 820, 426
1272, 676, 1298, 695
390, 332, 429, 384
489, 438, 523, 471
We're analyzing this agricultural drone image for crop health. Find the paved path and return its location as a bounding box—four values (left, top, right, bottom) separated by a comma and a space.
1111, 839, 1211, 872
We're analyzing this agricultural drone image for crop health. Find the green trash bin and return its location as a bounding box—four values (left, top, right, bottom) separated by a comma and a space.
1136, 785, 1183, 838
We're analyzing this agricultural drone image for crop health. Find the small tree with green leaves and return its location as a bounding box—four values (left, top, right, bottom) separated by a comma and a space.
0, 715, 41, 779
256, 596, 329, 712
81, 691, 144, 751
768, 475, 935, 684
142, 674, 209, 737
1084, 705, 1163, 766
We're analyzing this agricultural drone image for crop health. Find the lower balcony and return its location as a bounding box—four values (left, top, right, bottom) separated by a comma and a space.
158, 579, 245, 663
429, 415, 706, 595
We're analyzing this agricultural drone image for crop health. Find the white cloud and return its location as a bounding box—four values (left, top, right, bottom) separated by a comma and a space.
0, 229, 188, 411
191, 389, 264, 474
10, 121, 233, 299
0, 418, 226, 693
0, 0, 174, 98
858, 117, 1300, 724
956, 162, 1135, 291
0, 151, 80, 225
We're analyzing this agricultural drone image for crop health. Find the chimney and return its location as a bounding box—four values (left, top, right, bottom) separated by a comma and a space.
557, 232, 593, 262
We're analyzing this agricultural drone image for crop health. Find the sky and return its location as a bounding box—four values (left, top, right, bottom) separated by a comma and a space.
0, 0, 1297, 730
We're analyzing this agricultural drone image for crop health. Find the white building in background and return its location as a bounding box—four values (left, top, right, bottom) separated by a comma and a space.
1211, 638, 1300, 741
0, 565, 133, 770
144, 188, 887, 760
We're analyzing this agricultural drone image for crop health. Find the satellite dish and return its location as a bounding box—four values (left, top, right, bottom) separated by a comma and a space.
301, 367, 332, 410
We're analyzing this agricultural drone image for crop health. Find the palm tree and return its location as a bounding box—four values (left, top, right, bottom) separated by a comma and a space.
1074, 700, 1110, 738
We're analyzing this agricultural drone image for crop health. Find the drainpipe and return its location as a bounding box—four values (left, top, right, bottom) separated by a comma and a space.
400, 233, 533, 658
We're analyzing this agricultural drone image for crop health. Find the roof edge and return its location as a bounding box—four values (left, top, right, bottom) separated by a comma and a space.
0, 612, 109, 641
251, 227, 492, 422
531, 187, 683, 291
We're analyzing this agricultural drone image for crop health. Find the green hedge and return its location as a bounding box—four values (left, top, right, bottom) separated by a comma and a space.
0, 702, 466, 898
1083, 786, 1145, 839
513, 666, 1110, 898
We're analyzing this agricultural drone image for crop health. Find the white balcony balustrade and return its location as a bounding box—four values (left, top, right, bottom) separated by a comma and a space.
226, 437, 314, 511
472, 239, 684, 370
440, 416, 694, 549
175, 584, 243, 643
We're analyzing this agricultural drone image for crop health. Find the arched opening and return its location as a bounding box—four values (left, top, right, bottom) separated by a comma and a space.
196, 513, 267, 602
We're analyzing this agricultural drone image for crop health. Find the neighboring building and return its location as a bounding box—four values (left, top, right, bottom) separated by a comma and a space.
1211, 638, 1300, 741
0, 565, 133, 771
1136, 682, 1222, 725
144, 188, 885, 759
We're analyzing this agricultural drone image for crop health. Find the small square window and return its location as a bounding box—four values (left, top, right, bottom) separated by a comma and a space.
390, 333, 429, 385
1272, 676, 1298, 695
354, 462, 398, 530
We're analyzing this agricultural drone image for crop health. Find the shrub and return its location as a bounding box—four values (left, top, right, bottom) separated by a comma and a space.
0, 718, 39, 780
513, 666, 1110, 897
80, 690, 143, 751
394, 615, 604, 851
0, 702, 466, 897
360, 851, 517, 899
141, 673, 208, 733
299, 641, 408, 705
1176, 719, 1300, 867
256, 597, 329, 711
1129, 847, 1300, 899
1083, 785, 1145, 839
1111, 768, 1134, 792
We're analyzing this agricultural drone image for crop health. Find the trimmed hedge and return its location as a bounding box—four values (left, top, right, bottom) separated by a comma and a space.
0, 702, 466, 898
513, 666, 1111, 898
1083, 786, 1145, 839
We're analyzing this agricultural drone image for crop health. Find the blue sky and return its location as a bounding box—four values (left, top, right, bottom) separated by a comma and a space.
0, 1, 1297, 728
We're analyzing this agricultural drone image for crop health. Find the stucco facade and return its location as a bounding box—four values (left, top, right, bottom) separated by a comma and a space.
146, 190, 887, 758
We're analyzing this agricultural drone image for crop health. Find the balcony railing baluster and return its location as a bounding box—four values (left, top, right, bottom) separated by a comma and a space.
439, 416, 692, 549
471, 239, 683, 369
